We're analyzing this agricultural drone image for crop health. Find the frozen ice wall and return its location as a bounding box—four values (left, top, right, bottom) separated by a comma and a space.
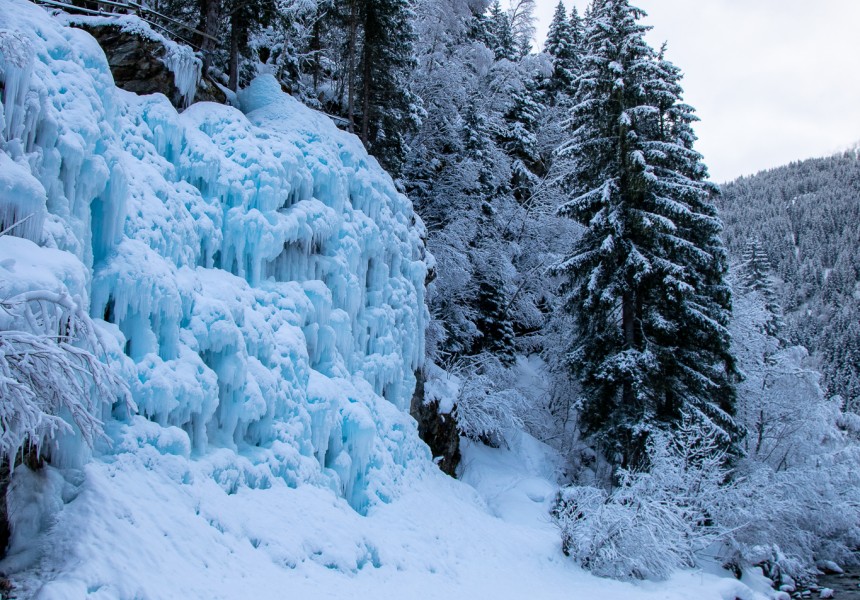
0, 0, 429, 512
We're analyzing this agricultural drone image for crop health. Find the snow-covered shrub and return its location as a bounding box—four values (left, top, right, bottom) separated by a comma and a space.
553, 417, 731, 580
724, 282, 860, 577
0, 288, 132, 462
555, 400, 860, 582
451, 353, 532, 443
553, 478, 695, 580
716, 449, 860, 578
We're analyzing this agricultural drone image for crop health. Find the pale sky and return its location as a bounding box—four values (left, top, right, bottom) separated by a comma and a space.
533, 1, 860, 183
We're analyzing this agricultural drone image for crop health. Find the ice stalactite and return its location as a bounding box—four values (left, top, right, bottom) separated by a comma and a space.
162, 44, 201, 108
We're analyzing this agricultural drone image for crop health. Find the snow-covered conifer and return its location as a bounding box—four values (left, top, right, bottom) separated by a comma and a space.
487, 1, 518, 61
543, 1, 577, 104
552, 0, 737, 468
739, 239, 784, 338
355, 0, 423, 177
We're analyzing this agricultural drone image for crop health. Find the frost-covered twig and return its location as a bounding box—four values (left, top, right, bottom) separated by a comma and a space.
0, 289, 133, 464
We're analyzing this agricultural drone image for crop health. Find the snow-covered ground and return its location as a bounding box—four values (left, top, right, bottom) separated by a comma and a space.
4, 431, 766, 600
0, 2, 770, 598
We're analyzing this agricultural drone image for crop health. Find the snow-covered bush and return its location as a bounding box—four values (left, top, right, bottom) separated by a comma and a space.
0, 288, 132, 462
553, 417, 731, 580
556, 379, 860, 583
554, 473, 692, 579
723, 281, 860, 577
553, 482, 694, 580
451, 353, 533, 444
715, 447, 860, 578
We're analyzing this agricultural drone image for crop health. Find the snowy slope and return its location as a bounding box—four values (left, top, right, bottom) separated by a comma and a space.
0, 3, 767, 598
2, 436, 766, 600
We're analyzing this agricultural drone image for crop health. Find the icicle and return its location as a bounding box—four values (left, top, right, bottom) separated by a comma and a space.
2, 4, 430, 514
0, 153, 46, 242
0, 28, 35, 144
161, 44, 201, 109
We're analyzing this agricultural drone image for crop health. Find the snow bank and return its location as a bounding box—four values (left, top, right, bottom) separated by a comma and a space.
1, 430, 767, 600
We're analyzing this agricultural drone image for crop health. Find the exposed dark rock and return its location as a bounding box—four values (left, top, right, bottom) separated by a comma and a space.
0, 461, 9, 560
195, 75, 227, 105
73, 22, 225, 109
0, 576, 13, 600
410, 369, 460, 477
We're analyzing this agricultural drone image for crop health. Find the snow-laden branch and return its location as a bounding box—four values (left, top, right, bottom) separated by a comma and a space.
0, 286, 134, 464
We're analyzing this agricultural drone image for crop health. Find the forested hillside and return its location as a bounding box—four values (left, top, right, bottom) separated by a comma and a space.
719, 151, 860, 409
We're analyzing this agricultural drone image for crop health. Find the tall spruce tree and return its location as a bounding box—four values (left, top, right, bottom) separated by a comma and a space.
569, 5, 584, 50
543, 1, 576, 104
486, 1, 519, 61
740, 239, 784, 339
553, 0, 738, 468
544, 1, 570, 56
357, 0, 422, 178
502, 75, 544, 202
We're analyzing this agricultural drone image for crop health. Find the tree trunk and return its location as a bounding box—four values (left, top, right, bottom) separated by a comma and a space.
228, 10, 240, 92
310, 15, 322, 92
346, 0, 359, 133
0, 460, 10, 559
360, 42, 372, 145
198, 0, 221, 76
622, 288, 636, 358
621, 288, 637, 466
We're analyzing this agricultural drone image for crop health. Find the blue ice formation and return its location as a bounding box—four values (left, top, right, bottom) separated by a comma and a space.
0, 0, 429, 512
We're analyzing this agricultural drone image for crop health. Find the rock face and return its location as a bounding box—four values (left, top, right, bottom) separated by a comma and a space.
410, 370, 461, 477
74, 22, 225, 108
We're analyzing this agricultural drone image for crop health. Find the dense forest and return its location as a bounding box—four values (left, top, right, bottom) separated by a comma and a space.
720, 151, 860, 411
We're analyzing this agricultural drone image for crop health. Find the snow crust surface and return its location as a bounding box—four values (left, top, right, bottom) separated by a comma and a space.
0, 3, 767, 598
4, 430, 766, 600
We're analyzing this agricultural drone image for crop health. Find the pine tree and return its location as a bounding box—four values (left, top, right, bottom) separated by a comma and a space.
474, 275, 517, 363
544, 1, 569, 56
543, 1, 576, 103
468, 5, 493, 48
357, 0, 423, 178
569, 5, 584, 51
486, 0, 518, 61
553, 0, 738, 469
740, 239, 784, 338
502, 75, 544, 202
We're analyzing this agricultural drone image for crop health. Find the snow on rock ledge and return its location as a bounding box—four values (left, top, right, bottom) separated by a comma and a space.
63, 13, 205, 108
0, 0, 429, 515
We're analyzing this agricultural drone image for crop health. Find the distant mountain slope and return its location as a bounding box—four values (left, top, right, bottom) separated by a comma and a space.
719, 150, 860, 407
